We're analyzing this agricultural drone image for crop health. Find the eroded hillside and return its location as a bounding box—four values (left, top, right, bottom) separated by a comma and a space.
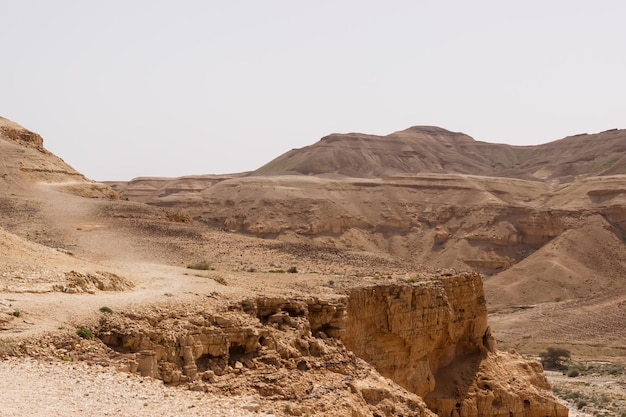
254, 126, 626, 182
109, 128, 626, 359
0, 118, 576, 415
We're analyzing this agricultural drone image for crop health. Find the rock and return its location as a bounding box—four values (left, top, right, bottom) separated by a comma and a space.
136, 350, 157, 378
93, 276, 563, 416
241, 396, 261, 412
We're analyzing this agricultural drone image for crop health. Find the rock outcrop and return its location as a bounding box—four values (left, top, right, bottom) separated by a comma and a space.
0, 123, 45, 152
0, 116, 120, 199
343, 275, 491, 398
94, 274, 566, 416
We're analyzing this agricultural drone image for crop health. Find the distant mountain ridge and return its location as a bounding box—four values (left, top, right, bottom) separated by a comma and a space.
254, 126, 626, 183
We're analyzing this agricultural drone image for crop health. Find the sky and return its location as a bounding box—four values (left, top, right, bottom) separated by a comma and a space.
2, 1, 625, 181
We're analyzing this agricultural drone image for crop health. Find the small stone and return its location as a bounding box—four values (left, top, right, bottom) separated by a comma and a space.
190, 383, 206, 392
241, 402, 261, 412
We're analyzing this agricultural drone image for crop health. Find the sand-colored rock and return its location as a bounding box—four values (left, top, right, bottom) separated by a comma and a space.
10, 114, 626, 415
110, 168, 626, 358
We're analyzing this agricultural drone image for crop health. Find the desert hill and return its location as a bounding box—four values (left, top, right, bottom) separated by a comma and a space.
110, 126, 626, 360
255, 126, 626, 183
0, 116, 117, 198
0, 117, 572, 415
0, 116, 85, 186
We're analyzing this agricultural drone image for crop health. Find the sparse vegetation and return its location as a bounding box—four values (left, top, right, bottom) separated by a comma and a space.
186, 261, 215, 271
539, 347, 571, 370
76, 327, 95, 340
268, 269, 286, 273
12, 311, 20, 318
99, 306, 114, 314
287, 266, 298, 273
585, 362, 625, 377
551, 361, 626, 416
561, 360, 625, 377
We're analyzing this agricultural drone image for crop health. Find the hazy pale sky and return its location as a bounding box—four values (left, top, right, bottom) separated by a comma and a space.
2, 1, 625, 181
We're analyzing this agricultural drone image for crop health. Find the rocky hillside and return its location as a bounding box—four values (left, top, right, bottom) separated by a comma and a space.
109, 126, 626, 359
254, 126, 626, 183
0, 117, 117, 198
0, 117, 573, 415
67, 274, 566, 417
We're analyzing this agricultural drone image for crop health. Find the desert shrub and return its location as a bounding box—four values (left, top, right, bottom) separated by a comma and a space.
99, 306, 113, 314
606, 363, 625, 376
76, 327, 95, 340
577, 361, 624, 377
12, 311, 20, 317
269, 269, 286, 273
539, 347, 571, 370
287, 266, 298, 273
186, 261, 214, 271
576, 400, 587, 410
567, 367, 580, 377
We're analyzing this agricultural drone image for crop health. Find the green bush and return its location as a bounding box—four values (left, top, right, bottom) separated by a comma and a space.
287, 266, 298, 273
99, 306, 113, 314
186, 261, 214, 271
12, 311, 20, 318
76, 328, 95, 340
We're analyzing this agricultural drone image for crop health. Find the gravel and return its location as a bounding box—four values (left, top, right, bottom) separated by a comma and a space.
0, 358, 274, 417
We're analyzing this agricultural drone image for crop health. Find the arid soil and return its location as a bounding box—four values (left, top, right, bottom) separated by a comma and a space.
109, 171, 626, 359
546, 369, 626, 417
0, 358, 267, 417
3, 116, 625, 416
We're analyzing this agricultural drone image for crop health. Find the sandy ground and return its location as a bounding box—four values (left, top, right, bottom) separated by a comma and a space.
0, 357, 276, 417
546, 370, 626, 417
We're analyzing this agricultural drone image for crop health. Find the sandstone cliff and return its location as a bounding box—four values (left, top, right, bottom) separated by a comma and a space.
86, 274, 566, 416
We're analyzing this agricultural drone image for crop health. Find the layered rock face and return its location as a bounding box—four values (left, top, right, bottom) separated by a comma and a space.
98, 296, 435, 416
342, 275, 491, 398
342, 275, 567, 417
96, 274, 566, 416
0, 124, 45, 151
0, 117, 112, 193
110, 173, 626, 315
